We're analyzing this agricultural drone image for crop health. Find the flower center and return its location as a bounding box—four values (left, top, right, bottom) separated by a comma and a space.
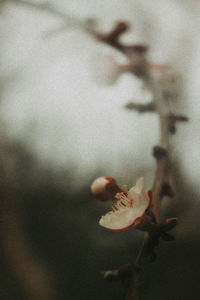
111, 192, 133, 211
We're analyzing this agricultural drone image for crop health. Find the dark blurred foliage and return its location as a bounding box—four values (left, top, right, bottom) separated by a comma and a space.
0, 140, 199, 300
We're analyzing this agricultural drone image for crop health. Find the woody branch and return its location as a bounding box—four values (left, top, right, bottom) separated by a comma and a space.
90, 22, 188, 299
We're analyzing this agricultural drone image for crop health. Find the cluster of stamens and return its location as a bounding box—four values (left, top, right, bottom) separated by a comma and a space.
111, 192, 133, 212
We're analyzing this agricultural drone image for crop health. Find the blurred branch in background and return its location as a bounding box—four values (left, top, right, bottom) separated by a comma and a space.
0, 141, 55, 299
0, 2, 84, 299
0, 0, 57, 290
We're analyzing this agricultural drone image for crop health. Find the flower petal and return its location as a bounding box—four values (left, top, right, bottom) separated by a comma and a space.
99, 177, 150, 231
99, 207, 140, 230
128, 177, 149, 212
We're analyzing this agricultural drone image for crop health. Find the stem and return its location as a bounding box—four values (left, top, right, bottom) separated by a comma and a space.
150, 77, 171, 219
127, 76, 172, 300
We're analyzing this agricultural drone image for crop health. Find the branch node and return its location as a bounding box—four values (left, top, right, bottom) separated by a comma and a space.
161, 182, 175, 197
161, 217, 178, 231
168, 116, 176, 134
153, 146, 168, 159
102, 264, 140, 289
168, 114, 189, 134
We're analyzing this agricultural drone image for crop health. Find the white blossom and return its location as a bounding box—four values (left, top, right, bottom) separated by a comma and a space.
99, 177, 150, 231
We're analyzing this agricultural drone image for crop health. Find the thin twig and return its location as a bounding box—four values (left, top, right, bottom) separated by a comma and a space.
125, 101, 156, 112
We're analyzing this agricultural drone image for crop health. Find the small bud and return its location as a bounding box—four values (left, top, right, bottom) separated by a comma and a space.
114, 21, 129, 34
161, 217, 178, 231
153, 146, 168, 159
91, 176, 121, 201
106, 21, 130, 42
102, 269, 119, 281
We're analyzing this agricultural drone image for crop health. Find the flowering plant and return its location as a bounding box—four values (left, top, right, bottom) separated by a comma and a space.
91, 177, 151, 231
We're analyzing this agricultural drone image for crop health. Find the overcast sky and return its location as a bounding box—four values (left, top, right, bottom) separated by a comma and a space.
0, 0, 200, 188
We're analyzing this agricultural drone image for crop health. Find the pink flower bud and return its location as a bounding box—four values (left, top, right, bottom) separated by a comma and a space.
91, 176, 121, 202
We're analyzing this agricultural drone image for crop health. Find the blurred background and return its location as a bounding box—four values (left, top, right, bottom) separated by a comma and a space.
0, 0, 200, 299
